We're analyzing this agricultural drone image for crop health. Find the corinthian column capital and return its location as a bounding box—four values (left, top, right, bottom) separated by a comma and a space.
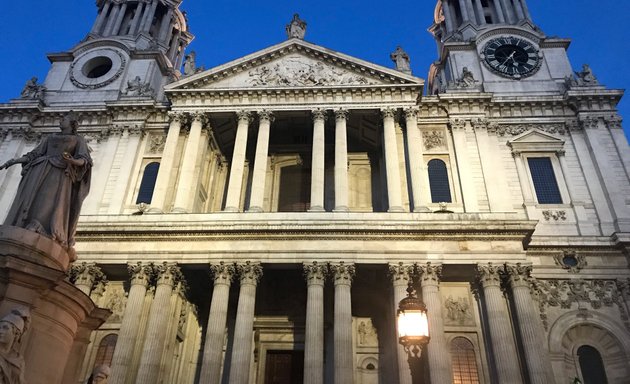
505, 263, 532, 288
476, 262, 503, 288
154, 262, 182, 287
236, 110, 252, 124
258, 110, 275, 123
127, 262, 153, 287
69, 262, 107, 290
237, 261, 263, 285
210, 261, 235, 285
330, 262, 355, 286
303, 261, 327, 285
381, 107, 397, 120
311, 109, 328, 122
418, 262, 442, 287
403, 107, 419, 120
388, 262, 414, 285
334, 109, 349, 121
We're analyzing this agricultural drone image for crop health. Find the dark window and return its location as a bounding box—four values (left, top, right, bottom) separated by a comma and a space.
578, 345, 608, 384
428, 159, 452, 203
136, 162, 160, 204
93, 334, 118, 369
277, 165, 310, 212
527, 157, 562, 204
450, 337, 480, 384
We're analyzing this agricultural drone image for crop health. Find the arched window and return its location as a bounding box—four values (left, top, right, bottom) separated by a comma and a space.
136, 162, 160, 204
450, 337, 480, 384
428, 159, 452, 203
578, 345, 608, 384
93, 333, 118, 369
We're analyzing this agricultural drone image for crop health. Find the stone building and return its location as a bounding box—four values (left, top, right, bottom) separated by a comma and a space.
1, 0, 629, 383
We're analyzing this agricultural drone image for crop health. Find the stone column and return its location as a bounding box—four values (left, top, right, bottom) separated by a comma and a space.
458, 0, 470, 21
418, 263, 453, 384
136, 263, 182, 384
512, 152, 535, 204
499, 0, 515, 23
519, 0, 532, 21
199, 262, 236, 384
248, 111, 274, 212
158, 8, 174, 41
173, 113, 207, 213
141, 0, 159, 33
382, 108, 404, 212
129, 1, 145, 34
404, 108, 429, 212
441, 0, 455, 32
472, 119, 511, 212
91, 1, 112, 34
103, 3, 121, 36
110, 262, 153, 384
505, 264, 556, 384
476, 263, 523, 384
491, 0, 506, 23
513, 0, 525, 21
310, 110, 327, 212
69, 262, 105, 296
303, 262, 327, 384
450, 119, 479, 212
473, 0, 486, 25
112, 2, 128, 35
389, 263, 415, 384
150, 113, 184, 212
229, 262, 263, 384
334, 109, 349, 212
330, 262, 355, 384
107, 126, 143, 214
225, 111, 252, 212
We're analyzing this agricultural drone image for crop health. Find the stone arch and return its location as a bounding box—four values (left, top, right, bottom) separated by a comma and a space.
547, 310, 630, 383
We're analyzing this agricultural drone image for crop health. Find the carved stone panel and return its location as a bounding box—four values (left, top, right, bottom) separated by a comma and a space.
440, 283, 476, 327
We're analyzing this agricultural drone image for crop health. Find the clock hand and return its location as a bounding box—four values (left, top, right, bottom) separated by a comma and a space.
500, 51, 516, 66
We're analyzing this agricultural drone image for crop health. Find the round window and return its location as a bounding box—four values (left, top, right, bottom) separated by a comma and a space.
562, 255, 579, 267
82, 56, 113, 78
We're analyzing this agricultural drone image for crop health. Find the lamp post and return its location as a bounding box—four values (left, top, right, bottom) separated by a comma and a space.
397, 281, 430, 384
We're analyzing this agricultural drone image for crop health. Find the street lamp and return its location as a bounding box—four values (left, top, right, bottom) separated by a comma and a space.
397, 281, 430, 383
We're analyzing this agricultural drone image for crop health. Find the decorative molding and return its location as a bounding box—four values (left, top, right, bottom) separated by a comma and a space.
403, 107, 419, 120
311, 109, 327, 122
236, 110, 252, 124
154, 262, 183, 287
476, 263, 503, 288
388, 262, 414, 284
147, 133, 166, 153
553, 250, 587, 273
381, 108, 396, 120
444, 295, 474, 325
128, 262, 154, 287
330, 261, 355, 285
210, 261, 235, 285
495, 123, 566, 136
258, 110, 275, 123
505, 263, 532, 288
579, 116, 600, 130
418, 262, 442, 286
542, 210, 567, 221
303, 261, 327, 284
448, 118, 466, 131
69, 262, 107, 290
237, 261, 263, 285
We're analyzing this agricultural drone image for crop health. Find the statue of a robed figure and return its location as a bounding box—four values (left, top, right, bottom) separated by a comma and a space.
0, 112, 92, 260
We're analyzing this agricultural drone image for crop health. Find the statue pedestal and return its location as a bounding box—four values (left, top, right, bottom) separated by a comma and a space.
0, 225, 110, 384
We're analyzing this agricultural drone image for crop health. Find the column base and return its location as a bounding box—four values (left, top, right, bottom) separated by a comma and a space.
388, 207, 405, 213
413, 206, 432, 212
170, 207, 188, 213
308, 206, 325, 212
146, 207, 164, 214
333, 206, 349, 212
223, 206, 239, 212
247, 206, 264, 213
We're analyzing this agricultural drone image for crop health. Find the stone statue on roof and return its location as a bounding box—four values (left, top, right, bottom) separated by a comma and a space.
286, 14, 306, 40
390, 46, 411, 74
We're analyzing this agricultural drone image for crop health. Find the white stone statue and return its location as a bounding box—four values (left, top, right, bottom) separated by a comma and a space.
20, 77, 46, 100
123, 76, 154, 97
0, 111, 92, 260
455, 67, 477, 87
576, 64, 598, 85
0, 308, 30, 384
85, 364, 110, 384
390, 46, 411, 74
183, 51, 197, 76
286, 14, 306, 39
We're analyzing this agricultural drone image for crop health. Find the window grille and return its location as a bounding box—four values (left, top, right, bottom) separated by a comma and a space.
93, 334, 118, 369
527, 157, 562, 204
136, 162, 160, 204
450, 337, 480, 384
428, 159, 452, 203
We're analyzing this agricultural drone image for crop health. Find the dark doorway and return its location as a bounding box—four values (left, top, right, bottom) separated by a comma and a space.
278, 165, 310, 212
264, 350, 304, 384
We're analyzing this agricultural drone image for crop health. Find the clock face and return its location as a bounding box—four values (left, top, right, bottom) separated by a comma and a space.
482, 37, 541, 79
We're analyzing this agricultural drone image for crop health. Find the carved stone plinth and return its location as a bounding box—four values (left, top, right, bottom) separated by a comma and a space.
0, 225, 110, 384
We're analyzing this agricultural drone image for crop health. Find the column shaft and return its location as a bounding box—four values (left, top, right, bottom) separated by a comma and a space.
310, 110, 326, 212
248, 111, 273, 212
141, 0, 159, 33
173, 114, 206, 212
91, 1, 112, 34
404, 108, 429, 212
492, 0, 506, 23
464, 0, 477, 23
441, 0, 455, 32
520, 0, 532, 20
225, 112, 251, 211
473, 0, 487, 25
513, 0, 525, 21
303, 262, 327, 384
419, 263, 453, 384
228, 263, 262, 384
199, 263, 235, 384
135, 263, 181, 384
334, 110, 349, 211
507, 265, 556, 384
158, 8, 174, 41
499, 0, 515, 23
150, 114, 182, 212
112, 2, 128, 35
476, 264, 523, 383
103, 4, 121, 36
458, 0, 470, 21
513, 153, 535, 204
450, 121, 479, 211
331, 263, 354, 384
389, 263, 414, 384
382, 109, 404, 212
129, 2, 145, 35
110, 263, 152, 384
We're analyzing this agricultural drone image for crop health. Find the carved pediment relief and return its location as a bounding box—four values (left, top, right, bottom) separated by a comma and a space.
167, 40, 423, 91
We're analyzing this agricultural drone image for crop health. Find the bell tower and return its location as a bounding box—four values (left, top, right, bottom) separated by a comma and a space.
42, 0, 193, 105
427, 0, 574, 95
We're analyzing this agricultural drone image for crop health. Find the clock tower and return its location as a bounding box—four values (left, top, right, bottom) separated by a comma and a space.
427, 0, 574, 95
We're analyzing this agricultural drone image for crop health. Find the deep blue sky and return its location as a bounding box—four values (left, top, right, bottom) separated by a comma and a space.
1, 1, 628, 138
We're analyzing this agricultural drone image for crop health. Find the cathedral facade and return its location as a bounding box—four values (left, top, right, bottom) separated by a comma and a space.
1, 0, 629, 383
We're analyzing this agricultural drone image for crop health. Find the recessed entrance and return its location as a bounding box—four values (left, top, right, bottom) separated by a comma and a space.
264, 350, 304, 384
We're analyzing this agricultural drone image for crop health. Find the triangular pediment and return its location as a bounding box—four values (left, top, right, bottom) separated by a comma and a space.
166, 39, 423, 91
508, 129, 565, 152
